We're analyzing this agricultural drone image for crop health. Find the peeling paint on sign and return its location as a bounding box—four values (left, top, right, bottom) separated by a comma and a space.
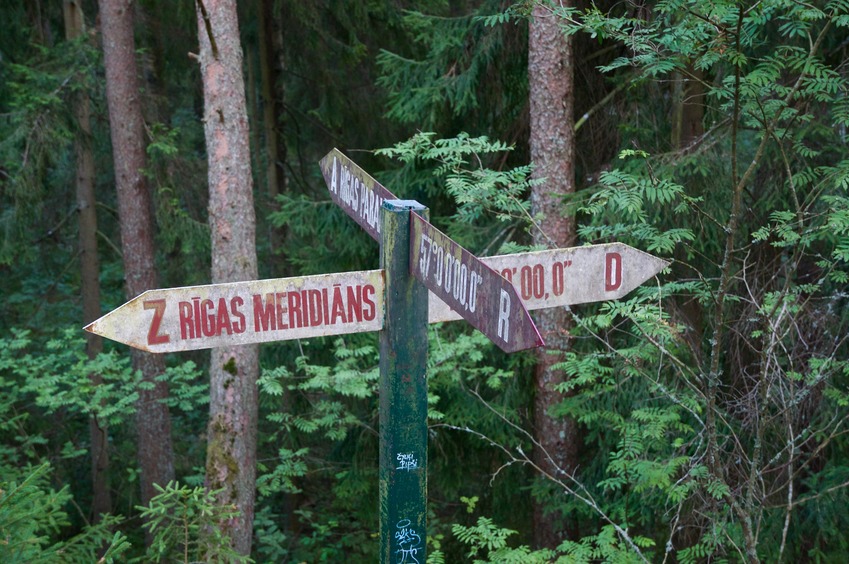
86, 244, 668, 354
320, 148, 397, 242
428, 243, 670, 323
409, 212, 543, 353
85, 270, 384, 352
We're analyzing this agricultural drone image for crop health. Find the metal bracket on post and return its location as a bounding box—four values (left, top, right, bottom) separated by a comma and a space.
379, 200, 428, 564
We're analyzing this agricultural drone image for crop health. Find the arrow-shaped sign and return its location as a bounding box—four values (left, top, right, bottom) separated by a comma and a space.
320, 148, 543, 352
88, 149, 667, 354
410, 212, 543, 353
84, 244, 667, 353
320, 148, 395, 242
428, 243, 669, 323
85, 270, 384, 353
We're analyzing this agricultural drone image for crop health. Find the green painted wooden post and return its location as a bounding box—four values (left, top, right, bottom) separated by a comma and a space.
380, 200, 428, 564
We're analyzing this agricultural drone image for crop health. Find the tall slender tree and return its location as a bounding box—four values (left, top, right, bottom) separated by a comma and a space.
245, 0, 288, 264
97, 0, 175, 528
64, 0, 112, 521
528, 1, 579, 549
195, 0, 260, 555
257, 0, 286, 213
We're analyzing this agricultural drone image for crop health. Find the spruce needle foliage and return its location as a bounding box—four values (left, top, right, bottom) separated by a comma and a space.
137, 481, 247, 563
0, 34, 100, 265
0, 463, 129, 563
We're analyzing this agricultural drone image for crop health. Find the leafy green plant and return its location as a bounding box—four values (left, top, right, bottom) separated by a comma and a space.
377, 132, 543, 248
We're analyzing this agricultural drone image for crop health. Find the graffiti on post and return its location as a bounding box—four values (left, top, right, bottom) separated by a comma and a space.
395, 519, 422, 564
396, 452, 418, 471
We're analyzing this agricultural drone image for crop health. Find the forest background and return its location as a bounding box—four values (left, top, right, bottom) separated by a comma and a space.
2, 0, 849, 562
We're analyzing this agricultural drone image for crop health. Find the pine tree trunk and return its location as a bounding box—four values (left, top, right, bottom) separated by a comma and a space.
528, 3, 579, 549
196, 0, 260, 555
64, 0, 112, 522
258, 0, 282, 203
257, 0, 287, 257
98, 0, 175, 532
671, 67, 705, 150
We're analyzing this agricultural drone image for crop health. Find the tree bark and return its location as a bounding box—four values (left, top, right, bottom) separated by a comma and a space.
257, 0, 287, 257
196, 0, 260, 555
257, 0, 285, 203
98, 0, 175, 531
671, 68, 705, 150
64, 0, 112, 522
528, 2, 579, 549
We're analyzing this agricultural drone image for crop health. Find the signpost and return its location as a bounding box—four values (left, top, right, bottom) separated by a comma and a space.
320, 148, 395, 242
379, 201, 428, 563
86, 148, 669, 564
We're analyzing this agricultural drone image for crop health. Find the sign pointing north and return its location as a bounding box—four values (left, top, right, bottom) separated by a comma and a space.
410, 212, 543, 353
320, 148, 395, 242
320, 148, 543, 352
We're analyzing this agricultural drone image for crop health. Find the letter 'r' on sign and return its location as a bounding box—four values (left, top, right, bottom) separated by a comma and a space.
605, 252, 622, 292
497, 289, 510, 342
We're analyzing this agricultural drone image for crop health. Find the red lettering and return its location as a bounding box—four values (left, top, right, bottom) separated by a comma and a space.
178, 301, 194, 339
143, 299, 170, 345
215, 297, 232, 335
201, 299, 216, 337
253, 294, 276, 332
330, 285, 347, 324
300, 290, 310, 327
275, 292, 288, 330
347, 285, 362, 322
288, 291, 303, 328
308, 289, 323, 326
362, 284, 376, 321
532, 264, 545, 299
552, 262, 564, 296
230, 297, 246, 333
192, 297, 202, 338
520, 266, 532, 300
605, 252, 622, 291
322, 288, 330, 324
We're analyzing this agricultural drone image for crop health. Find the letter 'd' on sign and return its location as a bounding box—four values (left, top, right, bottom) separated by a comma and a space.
605, 252, 622, 292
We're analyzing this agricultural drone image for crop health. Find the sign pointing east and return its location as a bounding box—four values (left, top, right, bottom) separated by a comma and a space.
428, 243, 669, 323
84, 241, 667, 353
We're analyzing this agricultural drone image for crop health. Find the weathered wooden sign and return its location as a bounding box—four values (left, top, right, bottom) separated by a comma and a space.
85, 241, 666, 353
428, 243, 669, 323
84, 270, 384, 352
410, 212, 543, 353
319, 148, 395, 242
321, 148, 543, 353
